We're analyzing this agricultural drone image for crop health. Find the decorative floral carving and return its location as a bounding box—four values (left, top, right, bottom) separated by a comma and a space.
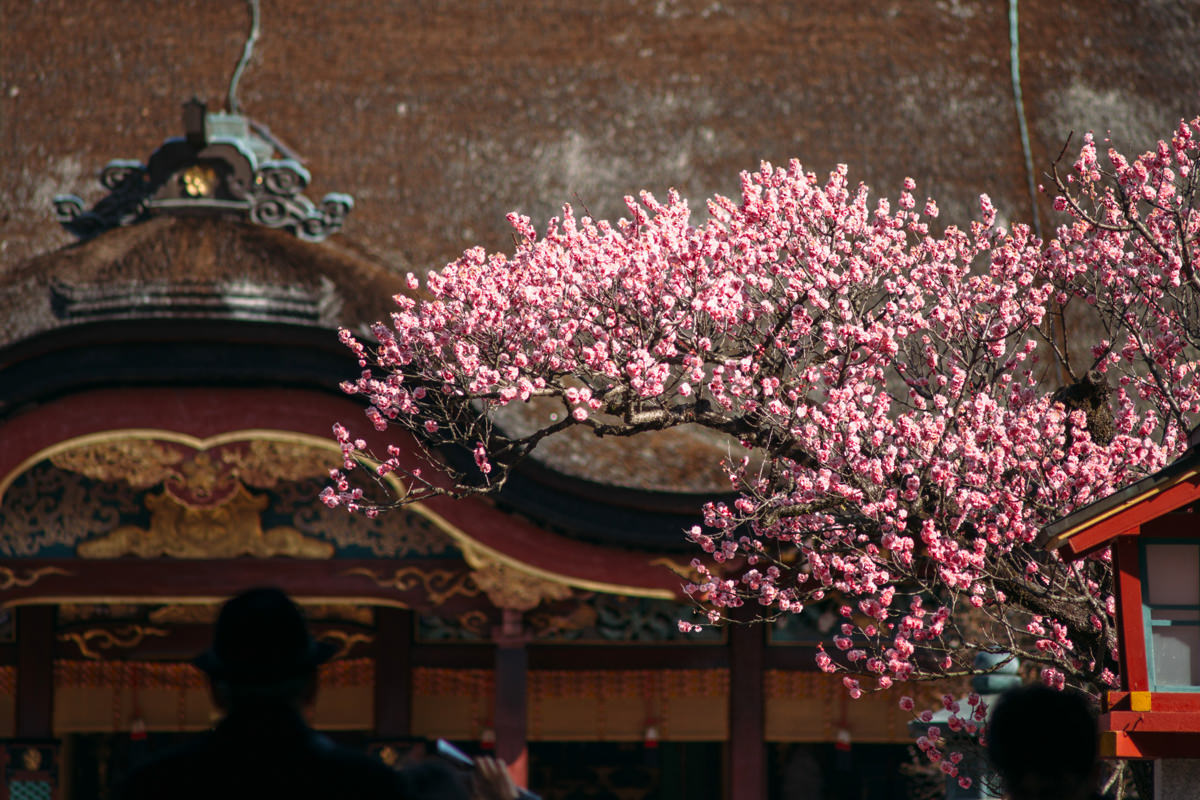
77, 483, 334, 559
50, 439, 185, 489
417, 610, 491, 642
220, 440, 337, 487
1, 463, 144, 556
469, 562, 572, 612
341, 567, 479, 606
58, 625, 169, 659
146, 605, 219, 625
58, 604, 146, 623
8, 441, 455, 558
49, 438, 335, 500
278, 481, 457, 557
22, 747, 42, 771
528, 595, 723, 643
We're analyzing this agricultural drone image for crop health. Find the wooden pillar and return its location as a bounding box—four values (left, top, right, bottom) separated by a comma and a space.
16, 605, 55, 738
373, 607, 413, 737
494, 609, 529, 789
728, 621, 765, 800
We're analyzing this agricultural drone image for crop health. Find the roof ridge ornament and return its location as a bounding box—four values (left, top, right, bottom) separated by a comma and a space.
52, 97, 354, 242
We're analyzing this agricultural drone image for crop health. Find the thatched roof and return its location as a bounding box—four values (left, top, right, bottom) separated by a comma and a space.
0, 215, 405, 348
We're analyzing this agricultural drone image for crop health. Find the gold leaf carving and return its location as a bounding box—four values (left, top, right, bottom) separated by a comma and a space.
456, 610, 491, 637
58, 625, 169, 659
341, 567, 479, 605
316, 629, 374, 659
51, 440, 184, 488
147, 604, 219, 624
48, 437, 335, 494
306, 604, 374, 625
76, 483, 334, 559
219, 440, 337, 487
22, 748, 42, 771
59, 603, 145, 623
0, 566, 71, 591
470, 562, 572, 612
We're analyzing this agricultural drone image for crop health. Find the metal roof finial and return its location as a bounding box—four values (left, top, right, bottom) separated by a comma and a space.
226, 0, 261, 114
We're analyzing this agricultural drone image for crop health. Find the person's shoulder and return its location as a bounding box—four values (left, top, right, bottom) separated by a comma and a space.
310, 739, 407, 795
116, 741, 211, 800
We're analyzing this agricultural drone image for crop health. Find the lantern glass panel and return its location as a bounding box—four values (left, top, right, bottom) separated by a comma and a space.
1145, 544, 1200, 606
1143, 541, 1200, 690
1151, 624, 1200, 687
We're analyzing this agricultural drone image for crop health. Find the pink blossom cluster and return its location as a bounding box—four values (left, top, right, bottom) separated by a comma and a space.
330, 117, 1200, 710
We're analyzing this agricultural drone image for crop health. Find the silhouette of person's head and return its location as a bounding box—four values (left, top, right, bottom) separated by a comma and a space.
194, 587, 336, 710
986, 684, 1099, 800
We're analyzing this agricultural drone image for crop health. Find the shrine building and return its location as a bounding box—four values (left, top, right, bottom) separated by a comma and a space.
0, 101, 941, 800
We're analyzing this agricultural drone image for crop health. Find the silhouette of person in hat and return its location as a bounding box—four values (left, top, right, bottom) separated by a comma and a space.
115, 587, 462, 800
986, 684, 1102, 800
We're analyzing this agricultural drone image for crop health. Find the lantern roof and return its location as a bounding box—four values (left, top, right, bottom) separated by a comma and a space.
1042, 433, 1200, 559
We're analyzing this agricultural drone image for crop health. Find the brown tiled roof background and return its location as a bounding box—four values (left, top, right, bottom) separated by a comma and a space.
1, 0, 1197, 494
3, 0, 1198, 274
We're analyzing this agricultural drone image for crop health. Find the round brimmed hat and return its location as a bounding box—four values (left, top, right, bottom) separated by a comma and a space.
194, 587, 337, 685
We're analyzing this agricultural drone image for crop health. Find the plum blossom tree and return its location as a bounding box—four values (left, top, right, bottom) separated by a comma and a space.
327, 119, 1200, 766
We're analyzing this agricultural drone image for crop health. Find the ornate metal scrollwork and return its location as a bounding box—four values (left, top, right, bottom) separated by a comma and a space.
52, 102, 352, 242
258, 160, 310, 195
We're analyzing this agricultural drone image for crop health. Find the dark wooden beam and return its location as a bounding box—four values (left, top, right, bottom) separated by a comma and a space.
494, 610, 529, 789
373, 607, 413, 737
16, 605, 55, 738
727, 621, 765, 800
0, 558, 469, 607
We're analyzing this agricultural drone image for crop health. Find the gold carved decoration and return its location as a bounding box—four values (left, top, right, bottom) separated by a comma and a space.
147, 605, 219, 624
528, 604, 600, 637
469, 561, 573, 612
306, 604, 373, 625
59, 604, 145, 623
22, 748, 42, 771
317, 629, 374, 659
456, 610, 491, 637
219, 440, 337, 487
0, 566, 71, 591
58, 625, 169, 659
341, 567, 479, 606
50, 440, 185, 489
49, 438, 334, 494
77, 483, 334, 559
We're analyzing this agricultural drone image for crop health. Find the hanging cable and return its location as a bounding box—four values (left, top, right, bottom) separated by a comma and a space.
227, 0, 261, 114
1009, 0, 1042, 239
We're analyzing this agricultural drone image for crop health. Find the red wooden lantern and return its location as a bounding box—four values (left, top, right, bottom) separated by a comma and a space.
1043, 440, 1200, 759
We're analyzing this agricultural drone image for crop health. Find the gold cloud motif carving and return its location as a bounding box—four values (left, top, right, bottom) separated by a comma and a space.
341, 567, 479, 606
316, 629, 374, 659
0, 565, 72, 591
77, 483, 334, 559
470, 561, 572, 612
58, 625, 169, 659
